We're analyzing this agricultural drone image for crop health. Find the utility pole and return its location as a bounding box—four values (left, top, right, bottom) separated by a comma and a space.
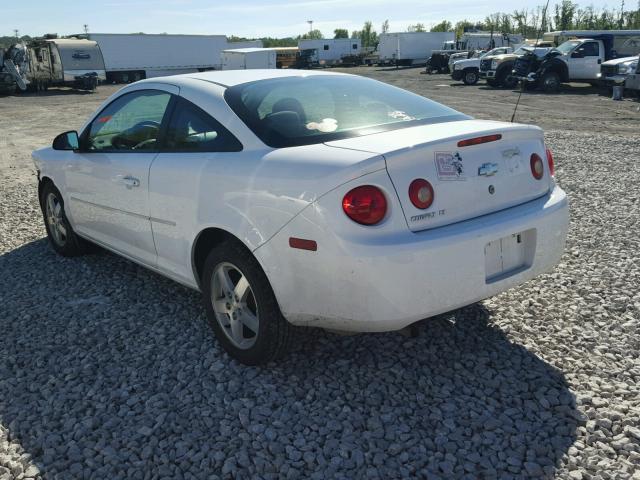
619, 0, 625, 29
84, 24, 89, 34
307, 20, 313, 34
14, 29, 19, 39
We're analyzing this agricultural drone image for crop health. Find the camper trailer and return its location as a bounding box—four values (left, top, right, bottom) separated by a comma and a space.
0, 38, 105, 93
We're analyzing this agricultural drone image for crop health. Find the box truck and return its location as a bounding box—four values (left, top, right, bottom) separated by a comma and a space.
378, 32, 455, 65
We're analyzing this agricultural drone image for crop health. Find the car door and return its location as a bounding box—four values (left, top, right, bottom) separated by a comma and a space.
149, 96, 243, 284
572, 41, 602, 79
65, 86, 175, 265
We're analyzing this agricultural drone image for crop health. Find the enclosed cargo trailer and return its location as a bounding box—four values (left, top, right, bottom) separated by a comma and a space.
84, 33, 227, 82
297, 38, 361, 64
222, 48, 277, 70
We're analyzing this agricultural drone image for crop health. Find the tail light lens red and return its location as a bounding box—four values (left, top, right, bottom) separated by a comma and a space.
530, 153, 544, 180
546, 148, 555, 176
342, 185, 387, 225
408, 179, 434, 209
457, 134, 502, 148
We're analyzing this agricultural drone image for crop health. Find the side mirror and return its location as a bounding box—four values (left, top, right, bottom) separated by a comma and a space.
571, 51, 584, 59
52, 131, 79, 151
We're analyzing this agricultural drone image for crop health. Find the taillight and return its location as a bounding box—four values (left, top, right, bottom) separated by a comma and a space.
546, 148, 555, 176
457, 134, 502, 148
408, 179, 434, 209
342, 185, 387, 225
530, 153, 544, 180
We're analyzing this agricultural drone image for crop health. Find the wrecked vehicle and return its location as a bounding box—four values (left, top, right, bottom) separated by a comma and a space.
480, 46, 551, 88
0, 37, 106, 94
513, 35, 640, 92
598, 56, 639, 87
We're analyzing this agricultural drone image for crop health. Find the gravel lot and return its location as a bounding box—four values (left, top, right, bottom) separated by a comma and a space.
1, 69, 639, 479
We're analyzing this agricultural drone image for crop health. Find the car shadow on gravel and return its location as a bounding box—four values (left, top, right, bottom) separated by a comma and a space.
1, 239, 579, 478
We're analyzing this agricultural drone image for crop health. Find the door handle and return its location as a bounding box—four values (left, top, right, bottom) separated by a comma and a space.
122, 176, 140, 188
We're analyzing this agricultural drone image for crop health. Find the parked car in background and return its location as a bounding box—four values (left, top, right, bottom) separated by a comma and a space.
480, 45, 552, 88
598, 55, 639, 86
624, 59, 640, 96
451, 47, 513, 85
32, 70, 568, 365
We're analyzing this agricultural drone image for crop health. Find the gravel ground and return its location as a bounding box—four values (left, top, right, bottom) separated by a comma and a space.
1, 74, 639, 479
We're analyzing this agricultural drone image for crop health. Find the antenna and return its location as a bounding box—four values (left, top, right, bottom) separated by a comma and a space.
511, 0, 550, 123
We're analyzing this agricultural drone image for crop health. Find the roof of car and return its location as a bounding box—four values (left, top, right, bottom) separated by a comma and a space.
146, 69, 348, 88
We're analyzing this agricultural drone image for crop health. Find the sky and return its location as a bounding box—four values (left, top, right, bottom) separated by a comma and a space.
1, 0, 625, 39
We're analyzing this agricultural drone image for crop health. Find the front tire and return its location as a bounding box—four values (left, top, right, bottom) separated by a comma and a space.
40, 182, 89, 257
202, 240, 293, 365
462, 69, 479, 85
541, 71, 561, 93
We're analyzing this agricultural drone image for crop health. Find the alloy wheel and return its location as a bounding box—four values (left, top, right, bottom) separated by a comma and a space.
45, 192, 67, 246
211, 262, 260, 350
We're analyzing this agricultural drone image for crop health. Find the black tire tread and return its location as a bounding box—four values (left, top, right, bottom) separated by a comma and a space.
40, 182, 89, 257
201, 239, 293, 365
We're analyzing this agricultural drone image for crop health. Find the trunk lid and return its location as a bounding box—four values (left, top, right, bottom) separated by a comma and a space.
326, 120, 551, 232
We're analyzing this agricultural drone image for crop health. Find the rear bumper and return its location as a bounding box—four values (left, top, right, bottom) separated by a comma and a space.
256, 185, 569, 332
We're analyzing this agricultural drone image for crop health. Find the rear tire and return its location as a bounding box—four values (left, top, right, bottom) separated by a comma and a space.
40, 182, 90, 257
202, 240, 293, 365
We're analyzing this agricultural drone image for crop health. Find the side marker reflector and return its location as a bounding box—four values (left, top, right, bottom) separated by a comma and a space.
289, 237, 317, 251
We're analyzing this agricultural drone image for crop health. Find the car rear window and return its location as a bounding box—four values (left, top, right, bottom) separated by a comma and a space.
224, 75, 470, 148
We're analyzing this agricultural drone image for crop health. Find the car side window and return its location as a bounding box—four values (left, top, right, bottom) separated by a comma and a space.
86, 90, 171, 152
581, 42, 599, 57
164, 98, 242, 152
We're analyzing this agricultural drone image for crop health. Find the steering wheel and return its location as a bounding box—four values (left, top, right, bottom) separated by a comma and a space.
112, 120, 161, 150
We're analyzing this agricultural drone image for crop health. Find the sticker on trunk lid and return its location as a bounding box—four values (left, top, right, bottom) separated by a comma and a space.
435, 152, 466, 181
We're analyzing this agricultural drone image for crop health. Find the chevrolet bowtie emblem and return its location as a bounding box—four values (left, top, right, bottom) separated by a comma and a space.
478, 162, 499, 176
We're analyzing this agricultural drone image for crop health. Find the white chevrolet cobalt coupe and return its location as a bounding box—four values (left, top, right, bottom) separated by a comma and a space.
33, 70, 569, 365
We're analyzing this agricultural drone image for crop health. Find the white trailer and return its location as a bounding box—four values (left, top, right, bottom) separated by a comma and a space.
84, 33, 228, 82
227, 39, 264, 49
378, 32, 455, 65
297, 38, 361, 64
221, 48, 277, 70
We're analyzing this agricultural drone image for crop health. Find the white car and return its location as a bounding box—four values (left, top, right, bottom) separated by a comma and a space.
33, 70, 569, 365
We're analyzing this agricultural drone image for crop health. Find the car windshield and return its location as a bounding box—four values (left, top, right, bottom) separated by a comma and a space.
556, 40, 581, 54
224, 75, 469, 148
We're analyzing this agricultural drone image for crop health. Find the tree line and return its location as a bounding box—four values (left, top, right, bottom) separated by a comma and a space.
4, 2, 639, 50
257, 0, 640, 49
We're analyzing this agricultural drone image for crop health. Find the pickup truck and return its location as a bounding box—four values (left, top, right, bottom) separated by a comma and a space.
479, 46, 552, 88
598, 56, 639, 86
451, 47, 513, 85
513, 36, 640, 92
624, 60, 640, 97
